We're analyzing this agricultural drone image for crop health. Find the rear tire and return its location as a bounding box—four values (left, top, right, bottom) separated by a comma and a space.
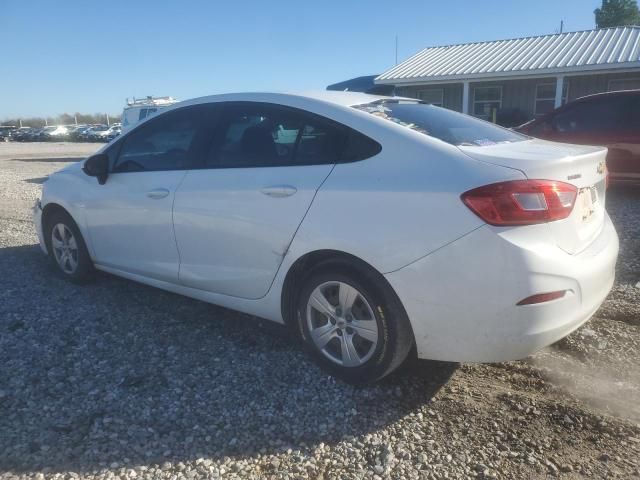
295, 261, 414, 384
44, 211, 93, 283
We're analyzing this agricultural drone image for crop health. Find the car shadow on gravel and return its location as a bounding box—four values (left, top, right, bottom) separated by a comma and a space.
0, 243, 456, 475
24, 176, 49, 184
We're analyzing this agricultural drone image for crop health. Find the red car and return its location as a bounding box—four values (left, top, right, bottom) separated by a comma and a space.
515, 90, 640, 186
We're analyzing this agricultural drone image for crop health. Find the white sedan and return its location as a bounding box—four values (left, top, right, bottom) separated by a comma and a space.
33, 92, 619, 383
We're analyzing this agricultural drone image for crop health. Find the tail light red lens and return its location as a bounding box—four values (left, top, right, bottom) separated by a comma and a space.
461, 180, 578, 226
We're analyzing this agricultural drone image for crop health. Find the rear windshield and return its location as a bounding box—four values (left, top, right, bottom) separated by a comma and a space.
353, 100, 527, 147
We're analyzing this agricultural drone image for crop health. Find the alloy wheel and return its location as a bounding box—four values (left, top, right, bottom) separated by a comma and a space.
306, 281, 379, 367
51, 223, 79, 274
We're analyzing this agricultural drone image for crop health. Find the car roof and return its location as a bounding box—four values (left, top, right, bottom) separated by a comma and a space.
182, 91, 412, 109
574, 89, 640, 103
521, 88, 640, 127
292, 90, 398, 106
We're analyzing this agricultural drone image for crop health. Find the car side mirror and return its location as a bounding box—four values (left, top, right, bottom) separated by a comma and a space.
82, 153, 109, 185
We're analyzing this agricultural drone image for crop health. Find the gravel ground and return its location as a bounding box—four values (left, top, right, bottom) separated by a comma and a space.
0, 142, 639, 480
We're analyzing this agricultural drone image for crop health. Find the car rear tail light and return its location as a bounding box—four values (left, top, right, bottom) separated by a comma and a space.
461, 180, 577, 226
517, 290, 567, 306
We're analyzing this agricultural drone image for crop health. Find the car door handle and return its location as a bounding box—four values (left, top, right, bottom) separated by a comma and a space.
146, 188, 170, 199
260, 185, 297, 198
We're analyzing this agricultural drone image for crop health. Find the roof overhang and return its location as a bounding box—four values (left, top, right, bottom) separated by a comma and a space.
375, 62, 640, 85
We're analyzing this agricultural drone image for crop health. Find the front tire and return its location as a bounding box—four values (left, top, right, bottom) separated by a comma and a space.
45, 211, 93, 283
296, 262, 413, 384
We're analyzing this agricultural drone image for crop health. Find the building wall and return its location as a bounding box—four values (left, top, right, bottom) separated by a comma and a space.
470, 78, 543, 119
567, 71, 640, 99
393, 70, 640, 123
398, 79, 546, 122
396, 84, 462, 111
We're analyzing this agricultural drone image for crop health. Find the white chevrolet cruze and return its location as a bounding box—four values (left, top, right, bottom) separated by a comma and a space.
34, 92, 619, 383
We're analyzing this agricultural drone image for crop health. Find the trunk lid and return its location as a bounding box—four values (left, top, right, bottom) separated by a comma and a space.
459, 139, 608, 254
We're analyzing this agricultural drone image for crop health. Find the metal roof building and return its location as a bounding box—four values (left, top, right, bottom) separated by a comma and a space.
375, 27, 640, 124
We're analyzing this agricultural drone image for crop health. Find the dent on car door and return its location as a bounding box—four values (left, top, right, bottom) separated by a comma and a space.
83, 106, 206, 282
172, 102, 376, 300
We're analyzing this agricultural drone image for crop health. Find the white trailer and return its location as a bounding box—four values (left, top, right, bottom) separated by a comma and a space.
121, 96, 178, 133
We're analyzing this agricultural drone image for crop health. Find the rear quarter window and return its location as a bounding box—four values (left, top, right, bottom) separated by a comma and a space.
341, 129, 382, 162
353, 101, 527, 147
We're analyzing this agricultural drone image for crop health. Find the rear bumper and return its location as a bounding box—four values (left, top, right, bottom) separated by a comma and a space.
385, 213, 619, 363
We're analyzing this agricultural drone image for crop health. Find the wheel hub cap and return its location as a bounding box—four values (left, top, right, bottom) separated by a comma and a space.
306, 281, 379, 368
51, 223, 79, 274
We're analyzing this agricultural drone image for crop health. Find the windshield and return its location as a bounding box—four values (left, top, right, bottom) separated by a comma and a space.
353, 100, 527, 147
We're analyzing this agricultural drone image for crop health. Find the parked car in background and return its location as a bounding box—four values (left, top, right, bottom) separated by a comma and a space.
34, 92, 618, 383
33, 126, 56, 141
82, 125, 109, 142
121, 96, 177, 134
10, 128, 25, 141
326, 75, 395, 95
11, 127, 37, 142
4, 124, 122, 143
70, 125, 94, 142
0, 126, 17, 141
516, 90, 640, 186
43, 125, 71, 141
65, 125, 85, 140
92, 123, 122, 142
103, 124, 121, 142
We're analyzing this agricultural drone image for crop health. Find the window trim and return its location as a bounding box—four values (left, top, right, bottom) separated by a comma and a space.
608, 77, 640, 92
472, 86, 502, 118
416, 88, 444, 107
534, 82, 569, 117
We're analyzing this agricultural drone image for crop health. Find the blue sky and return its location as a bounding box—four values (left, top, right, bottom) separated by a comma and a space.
1, 0, 600, 118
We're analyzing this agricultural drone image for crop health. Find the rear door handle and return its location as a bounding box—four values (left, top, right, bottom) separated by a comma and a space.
260, 185, 297, 198
146, 188, 170, 199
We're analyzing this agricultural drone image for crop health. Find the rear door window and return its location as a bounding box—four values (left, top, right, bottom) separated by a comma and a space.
203, 102, 381, 168
205, 104, 300, 168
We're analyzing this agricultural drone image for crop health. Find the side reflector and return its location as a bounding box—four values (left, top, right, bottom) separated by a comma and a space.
517, 290, 567, 306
